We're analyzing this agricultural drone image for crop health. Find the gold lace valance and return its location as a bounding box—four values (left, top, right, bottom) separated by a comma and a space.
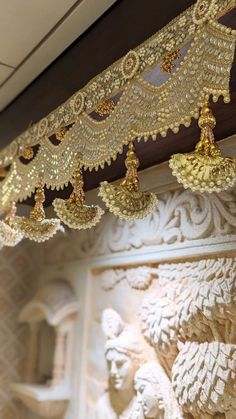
0, 0, 235, 213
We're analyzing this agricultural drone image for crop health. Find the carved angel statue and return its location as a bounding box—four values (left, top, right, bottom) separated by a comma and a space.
133, 362, 183, 419
94, 308, 146, 419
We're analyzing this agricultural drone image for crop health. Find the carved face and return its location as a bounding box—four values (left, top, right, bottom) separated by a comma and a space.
135, 378, 164, 418
106, 349, 136, 391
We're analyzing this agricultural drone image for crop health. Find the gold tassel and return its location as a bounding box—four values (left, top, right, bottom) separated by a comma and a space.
169, 102, 236, 193
0, 202, 23, 247
99, 143, 157, 220
15, 184, 63, 242
53, 168, 104, 229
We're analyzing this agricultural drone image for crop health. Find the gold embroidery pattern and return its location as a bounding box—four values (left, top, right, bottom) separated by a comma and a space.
121, 50, 140, 79
193, 0, 217, 25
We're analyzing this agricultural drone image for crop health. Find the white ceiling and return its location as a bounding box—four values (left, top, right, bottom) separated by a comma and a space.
0, 0, 117, 111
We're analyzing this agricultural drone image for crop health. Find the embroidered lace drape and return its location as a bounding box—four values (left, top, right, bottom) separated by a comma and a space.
0, 0, 235, 212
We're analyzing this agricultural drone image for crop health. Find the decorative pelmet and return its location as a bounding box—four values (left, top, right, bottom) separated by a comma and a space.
0, 1, 235, 212
1, 0, 234, 166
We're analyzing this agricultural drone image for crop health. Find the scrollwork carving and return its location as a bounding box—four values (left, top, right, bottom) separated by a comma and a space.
77, 188, 236, 258
44, 187, 236, 264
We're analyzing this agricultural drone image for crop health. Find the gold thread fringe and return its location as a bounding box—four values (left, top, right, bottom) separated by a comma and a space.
0, 202, 23, 247
99, 143, 158, 220
53, 168, 104, 229
15, 184, 63, 242
169, 102, 236, 193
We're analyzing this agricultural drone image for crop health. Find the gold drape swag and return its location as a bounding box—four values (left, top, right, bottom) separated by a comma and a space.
0, 0, 235, 218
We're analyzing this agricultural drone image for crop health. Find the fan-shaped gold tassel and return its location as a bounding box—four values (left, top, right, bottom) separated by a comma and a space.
15, 184, 63, 242
169, 102, 236, 193
99, 143, 157, 220
53, 168, 104, 229
0, 202, 23, 247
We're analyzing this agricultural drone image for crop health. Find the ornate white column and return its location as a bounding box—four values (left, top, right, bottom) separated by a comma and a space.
52, 326, 66, 386
25, 323, 40, 383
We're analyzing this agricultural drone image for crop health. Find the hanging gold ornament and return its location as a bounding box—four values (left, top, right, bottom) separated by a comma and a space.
53, 168, 104, 229
15, 184, 63, 242
55, 127, 67, 141
99, 143, 157, 220
169, 102, 236, 193
161, 49, 180, 74
0, 167, 8, 178
0, 202, 24, 247
95, 99, 116, 117
22, 147, 34, 160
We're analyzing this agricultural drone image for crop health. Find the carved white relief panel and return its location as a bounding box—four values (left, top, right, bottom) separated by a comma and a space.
37, 180, 236, 419
84, 257, 236, 419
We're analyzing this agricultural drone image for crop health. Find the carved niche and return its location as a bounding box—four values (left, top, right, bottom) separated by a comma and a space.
11, 279, 79, 419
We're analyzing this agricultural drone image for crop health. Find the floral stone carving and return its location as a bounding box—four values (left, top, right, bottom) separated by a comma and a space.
99, 266, 159, 291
